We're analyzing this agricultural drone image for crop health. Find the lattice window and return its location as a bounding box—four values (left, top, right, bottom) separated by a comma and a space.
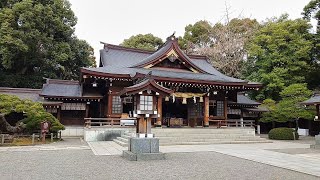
216, 101, 224, 116
112, 96, 122, 114
140, 95, 153, 110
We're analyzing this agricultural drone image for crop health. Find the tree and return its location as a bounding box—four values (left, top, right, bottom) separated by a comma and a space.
0, 94, 64, 133
260, 84, 315, 123
0, 0, 95, 88
303, 0, 320, 32
120, 33, 163, 51
303, 0, 320, 89
179, 20, 213, 53
179, 18, 259, 78
245, 15, 314, 100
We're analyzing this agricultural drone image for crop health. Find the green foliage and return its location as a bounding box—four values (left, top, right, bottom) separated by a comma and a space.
260, 84, 315, 123
268, 128, 299, 140
245, 16, 314, 100
179, 18, 259, 77
120, 33, 163, 51
0, 0, 95, 88
303, 0, 320, 33
0, 94, 64, 132
179, 20, 213, 51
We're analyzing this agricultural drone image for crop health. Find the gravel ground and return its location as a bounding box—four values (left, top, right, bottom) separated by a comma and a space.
0, 149, 318, 180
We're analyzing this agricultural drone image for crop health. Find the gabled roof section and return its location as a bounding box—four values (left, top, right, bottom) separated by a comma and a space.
99, 42, 153, 67
228, 93, 261, 106
301, 94, 320, 105
0, 87, 63, 105
40, 79, 102, 99
118, 77, 173, 96
130, 35, 207, 74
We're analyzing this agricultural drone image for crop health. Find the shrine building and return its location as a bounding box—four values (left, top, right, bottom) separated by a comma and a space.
33, 35, 264, 131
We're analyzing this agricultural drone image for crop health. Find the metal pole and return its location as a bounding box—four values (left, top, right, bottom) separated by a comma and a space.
32, 134, 35, 145
51, 133, 53, 142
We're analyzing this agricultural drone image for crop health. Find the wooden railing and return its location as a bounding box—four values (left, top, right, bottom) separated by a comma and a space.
84, 118, 121, 128
226, 119, 255, 127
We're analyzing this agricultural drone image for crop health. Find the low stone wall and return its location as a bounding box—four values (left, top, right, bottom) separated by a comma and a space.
61, 126, 84, 137
84, 127, 135, 142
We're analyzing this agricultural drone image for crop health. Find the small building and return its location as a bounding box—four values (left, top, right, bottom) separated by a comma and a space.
301, 93, 320, 135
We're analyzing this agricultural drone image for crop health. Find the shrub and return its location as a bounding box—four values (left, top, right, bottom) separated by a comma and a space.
268, 128, 299, 140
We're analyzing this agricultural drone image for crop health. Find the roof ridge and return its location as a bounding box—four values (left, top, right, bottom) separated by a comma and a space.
100, 42, 155, 54
46, 79, 79, 85
187, 54, 208, 59
0, 87, 41, 93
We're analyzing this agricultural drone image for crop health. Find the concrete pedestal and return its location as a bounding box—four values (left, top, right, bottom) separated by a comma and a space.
122, 137, 165, 161
311, 135, 320, 149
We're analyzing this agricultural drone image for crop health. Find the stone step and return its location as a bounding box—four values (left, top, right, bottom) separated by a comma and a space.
152, 131, 254, 135
154, 134, 253, 137
121, 135, 132, 139
113, 139, 128, 147
117, 137, 129, 142
152, 128, 254, 133
158, 138, 266, 143
157, 137, 263, 141
160, 140, 271, 146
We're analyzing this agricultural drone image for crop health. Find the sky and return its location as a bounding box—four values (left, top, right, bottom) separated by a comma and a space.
67, 0, 312, 63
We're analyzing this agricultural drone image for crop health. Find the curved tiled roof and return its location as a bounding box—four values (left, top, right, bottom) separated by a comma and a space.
95, 36, 261, 87
82, 66, 246, 84
119, 78, 173, 96
301, 95, 320, 105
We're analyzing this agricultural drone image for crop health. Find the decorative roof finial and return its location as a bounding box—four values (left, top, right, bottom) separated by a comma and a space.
167, 32, 176, 41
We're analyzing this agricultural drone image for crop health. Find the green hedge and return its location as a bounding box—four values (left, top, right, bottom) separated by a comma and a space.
268, 128, 299, 140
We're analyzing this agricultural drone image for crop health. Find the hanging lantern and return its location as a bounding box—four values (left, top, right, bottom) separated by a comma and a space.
165, 96, 169, 101
182, 97, 187, 104
193, 96, 196, 103
173, 95, 175, 103
199, 96, 203, 103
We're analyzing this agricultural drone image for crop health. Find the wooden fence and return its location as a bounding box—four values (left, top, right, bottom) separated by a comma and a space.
84, 118, 121, 128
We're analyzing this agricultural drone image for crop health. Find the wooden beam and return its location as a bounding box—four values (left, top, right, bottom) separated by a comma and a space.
224, 97, 228, 121
57, 107, 61, 121
203, 96, 209, 127
156, 96, 163, 127
85, 104, 90, 118
107, 94, 112, 117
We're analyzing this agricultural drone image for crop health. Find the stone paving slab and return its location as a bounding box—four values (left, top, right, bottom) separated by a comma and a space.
0, 145, 90, 152
88, 140, 320, 177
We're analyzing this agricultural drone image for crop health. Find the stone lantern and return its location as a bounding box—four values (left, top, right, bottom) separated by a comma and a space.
118, 77, 173, 160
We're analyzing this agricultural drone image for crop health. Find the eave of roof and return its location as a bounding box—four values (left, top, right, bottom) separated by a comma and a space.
301, 95, 320, 105
118, 78, 173, 96
130, 36, 207, 74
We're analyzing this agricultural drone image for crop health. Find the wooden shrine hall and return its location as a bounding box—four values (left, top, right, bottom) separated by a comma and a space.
36, 35, 262, 128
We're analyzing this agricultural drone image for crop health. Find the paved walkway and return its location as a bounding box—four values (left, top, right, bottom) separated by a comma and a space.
88, 140, 320, 177
0, 138, 90, 152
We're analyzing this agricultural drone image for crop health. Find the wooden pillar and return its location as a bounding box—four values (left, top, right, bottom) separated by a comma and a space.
240, 108, 244, 127
156, 96, 162, 127
85, 103, 90, 118
203, 96, 209, 127
57, 107, 61, 121
137, 117, 146, 134
224, 97, 228, 121
146, 117, 152, 134
107, 94, 112, 117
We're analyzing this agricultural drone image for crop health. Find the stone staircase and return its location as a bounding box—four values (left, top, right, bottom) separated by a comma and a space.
113, 128, 270, 147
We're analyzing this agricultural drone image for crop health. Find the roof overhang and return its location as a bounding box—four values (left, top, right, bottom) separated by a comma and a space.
118, 78, 173, 96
